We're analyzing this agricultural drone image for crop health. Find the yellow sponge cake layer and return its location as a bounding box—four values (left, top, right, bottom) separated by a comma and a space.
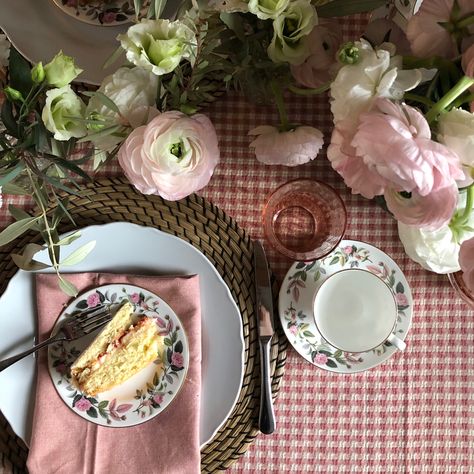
70, 302, 162, 396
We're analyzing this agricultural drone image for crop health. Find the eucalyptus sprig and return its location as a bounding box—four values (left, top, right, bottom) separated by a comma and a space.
0, 48, 99, 296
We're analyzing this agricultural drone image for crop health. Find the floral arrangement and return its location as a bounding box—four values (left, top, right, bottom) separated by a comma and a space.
322, 0, 474, 283
0, 0, 473, 298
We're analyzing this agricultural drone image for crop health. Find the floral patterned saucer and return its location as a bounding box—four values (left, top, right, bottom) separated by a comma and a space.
48, 284, 188, 427
51, 0, 149, 26
279, 240, 413, 373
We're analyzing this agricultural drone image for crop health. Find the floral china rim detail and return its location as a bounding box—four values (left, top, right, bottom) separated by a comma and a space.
50, 0, 149, 26
279, 239, 413, 374
48, 284, 189, 427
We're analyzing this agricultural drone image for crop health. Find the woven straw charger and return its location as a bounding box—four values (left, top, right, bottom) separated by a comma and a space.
0, 177, 287, 473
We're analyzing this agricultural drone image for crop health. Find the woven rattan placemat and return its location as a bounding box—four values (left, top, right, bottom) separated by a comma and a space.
0, 177, 287, 473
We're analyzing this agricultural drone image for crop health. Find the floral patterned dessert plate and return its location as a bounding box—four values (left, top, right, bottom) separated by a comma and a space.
48, 284, 189, 427
50, 0, 149, 27
279, 240, 413, 374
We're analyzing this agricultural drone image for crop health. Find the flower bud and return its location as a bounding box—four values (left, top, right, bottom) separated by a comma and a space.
337, 42, 360, 65
44, 51, 83, 88
31, 62, 45, 83
3, 86, 24, 102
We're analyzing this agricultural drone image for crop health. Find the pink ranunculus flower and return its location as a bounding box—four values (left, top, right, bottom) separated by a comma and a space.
459, 237, 474, 293
352, 98, 464, 196
327, 120, 388, 199
290, 19, 343, 88
406, 0, 474, 59
249, 125, 324, 166
86, 292, 101, 308
118, 111, 220, 201
171, 352, 184, 368
384, 185, 458, 231
130, 292, 140, 304
314, 353, 328, 365
75, 397, 92, 412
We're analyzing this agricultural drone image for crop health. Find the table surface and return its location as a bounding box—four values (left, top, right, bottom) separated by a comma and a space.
1, 13, 473, 474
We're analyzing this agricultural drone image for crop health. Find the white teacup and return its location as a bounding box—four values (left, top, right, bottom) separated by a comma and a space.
313, 269, 406, 353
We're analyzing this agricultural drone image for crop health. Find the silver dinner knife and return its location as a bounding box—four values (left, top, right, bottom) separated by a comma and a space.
254, 240, 276, 435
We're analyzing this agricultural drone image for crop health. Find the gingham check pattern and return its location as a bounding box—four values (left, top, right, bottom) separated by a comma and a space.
1, 14, 473, 473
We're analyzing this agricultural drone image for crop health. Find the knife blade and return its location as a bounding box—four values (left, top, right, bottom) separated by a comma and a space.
254, 240, 276, 435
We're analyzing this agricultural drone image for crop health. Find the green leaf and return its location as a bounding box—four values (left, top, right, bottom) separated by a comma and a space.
98, 400, 108, 409
60, 240, 96, 266
8, 204, 33, 222
56, 230, 82, 246
163, 337, 172, 347
58, 276, 78, 297
9, 47, 34, 97
395, 282, 404, 294
2, 182, 29, 195
174, 340, 183, 353
317, 0, 387, 17
1, 101, 19, 138
0, 162, 25, 187
329, 256, 339, 265
78, 124, 123, 144
154, 0, 166, 18
11, 243, 50, 271
86, 406, 98, 418
133, 0, 142, 18
326, 359, 338, 368
102, 45, 124, 70
0, 216, 40, 247
303, 330, 315, 338
82, 91, 120, 114
295, 262, 306, 269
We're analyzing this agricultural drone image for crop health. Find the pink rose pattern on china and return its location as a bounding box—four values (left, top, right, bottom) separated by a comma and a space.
49, 287, 187, 424
283, 243, 410, 371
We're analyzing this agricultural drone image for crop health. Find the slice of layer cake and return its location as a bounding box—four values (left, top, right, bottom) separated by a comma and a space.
70, 301, 162, 396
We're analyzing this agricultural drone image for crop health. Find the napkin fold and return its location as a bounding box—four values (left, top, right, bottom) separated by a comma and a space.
27, 273, 201, 474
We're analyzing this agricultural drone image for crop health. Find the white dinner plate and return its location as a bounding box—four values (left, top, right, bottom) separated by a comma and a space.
0, 0, 177, 85
0, 222, 245, 447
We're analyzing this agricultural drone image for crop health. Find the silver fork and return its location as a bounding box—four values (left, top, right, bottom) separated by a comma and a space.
0, 305, 113, 373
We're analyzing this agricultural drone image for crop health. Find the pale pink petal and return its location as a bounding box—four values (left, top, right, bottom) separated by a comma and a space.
352, 98, 464, 196
385, 185, 458, 230
290, 19, 342, 88
327, 121, 387, 199
249, 125, 323, 166
118, 111, 219, 201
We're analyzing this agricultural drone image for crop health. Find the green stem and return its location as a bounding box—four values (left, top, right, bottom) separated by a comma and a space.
452, 92, 474, 108
270, 80, 289, 131
403, 93, 435, 108
460, 184, 474, 225
425, 76, 474, 123
288, 82, 331, 96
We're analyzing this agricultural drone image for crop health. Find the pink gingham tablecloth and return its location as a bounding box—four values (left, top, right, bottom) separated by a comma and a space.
1, 14, 473, 473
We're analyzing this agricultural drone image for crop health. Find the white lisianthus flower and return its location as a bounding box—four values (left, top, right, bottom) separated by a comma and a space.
438, 107, 474, 187
248, 0, 289, 19
249, 125, 324, 166
0, 33, 10, 68
85, 67, 158, 151
267, 0, 317, 65
43, 51, 83, 88
42, 85, 87, 141
330, 40, 423, 131
118, 19, 197, 76
398, 192, 474, 274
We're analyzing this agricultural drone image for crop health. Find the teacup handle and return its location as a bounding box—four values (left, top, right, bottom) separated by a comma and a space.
387, 333, 406, 351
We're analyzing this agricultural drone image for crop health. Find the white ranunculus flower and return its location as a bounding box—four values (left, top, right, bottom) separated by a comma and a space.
118, 19, 197, 76
248, 0, 289, 19
85, 67, 158, 151
42, 85, 86, 141
267, 0, 317, 65
0, 33, 10, 68
438, 107, 474, 187
330, 39, 423, 131
398, 192, 474, 274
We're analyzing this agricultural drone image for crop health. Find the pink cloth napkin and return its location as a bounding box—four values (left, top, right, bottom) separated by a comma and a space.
27, 273, 201, 474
